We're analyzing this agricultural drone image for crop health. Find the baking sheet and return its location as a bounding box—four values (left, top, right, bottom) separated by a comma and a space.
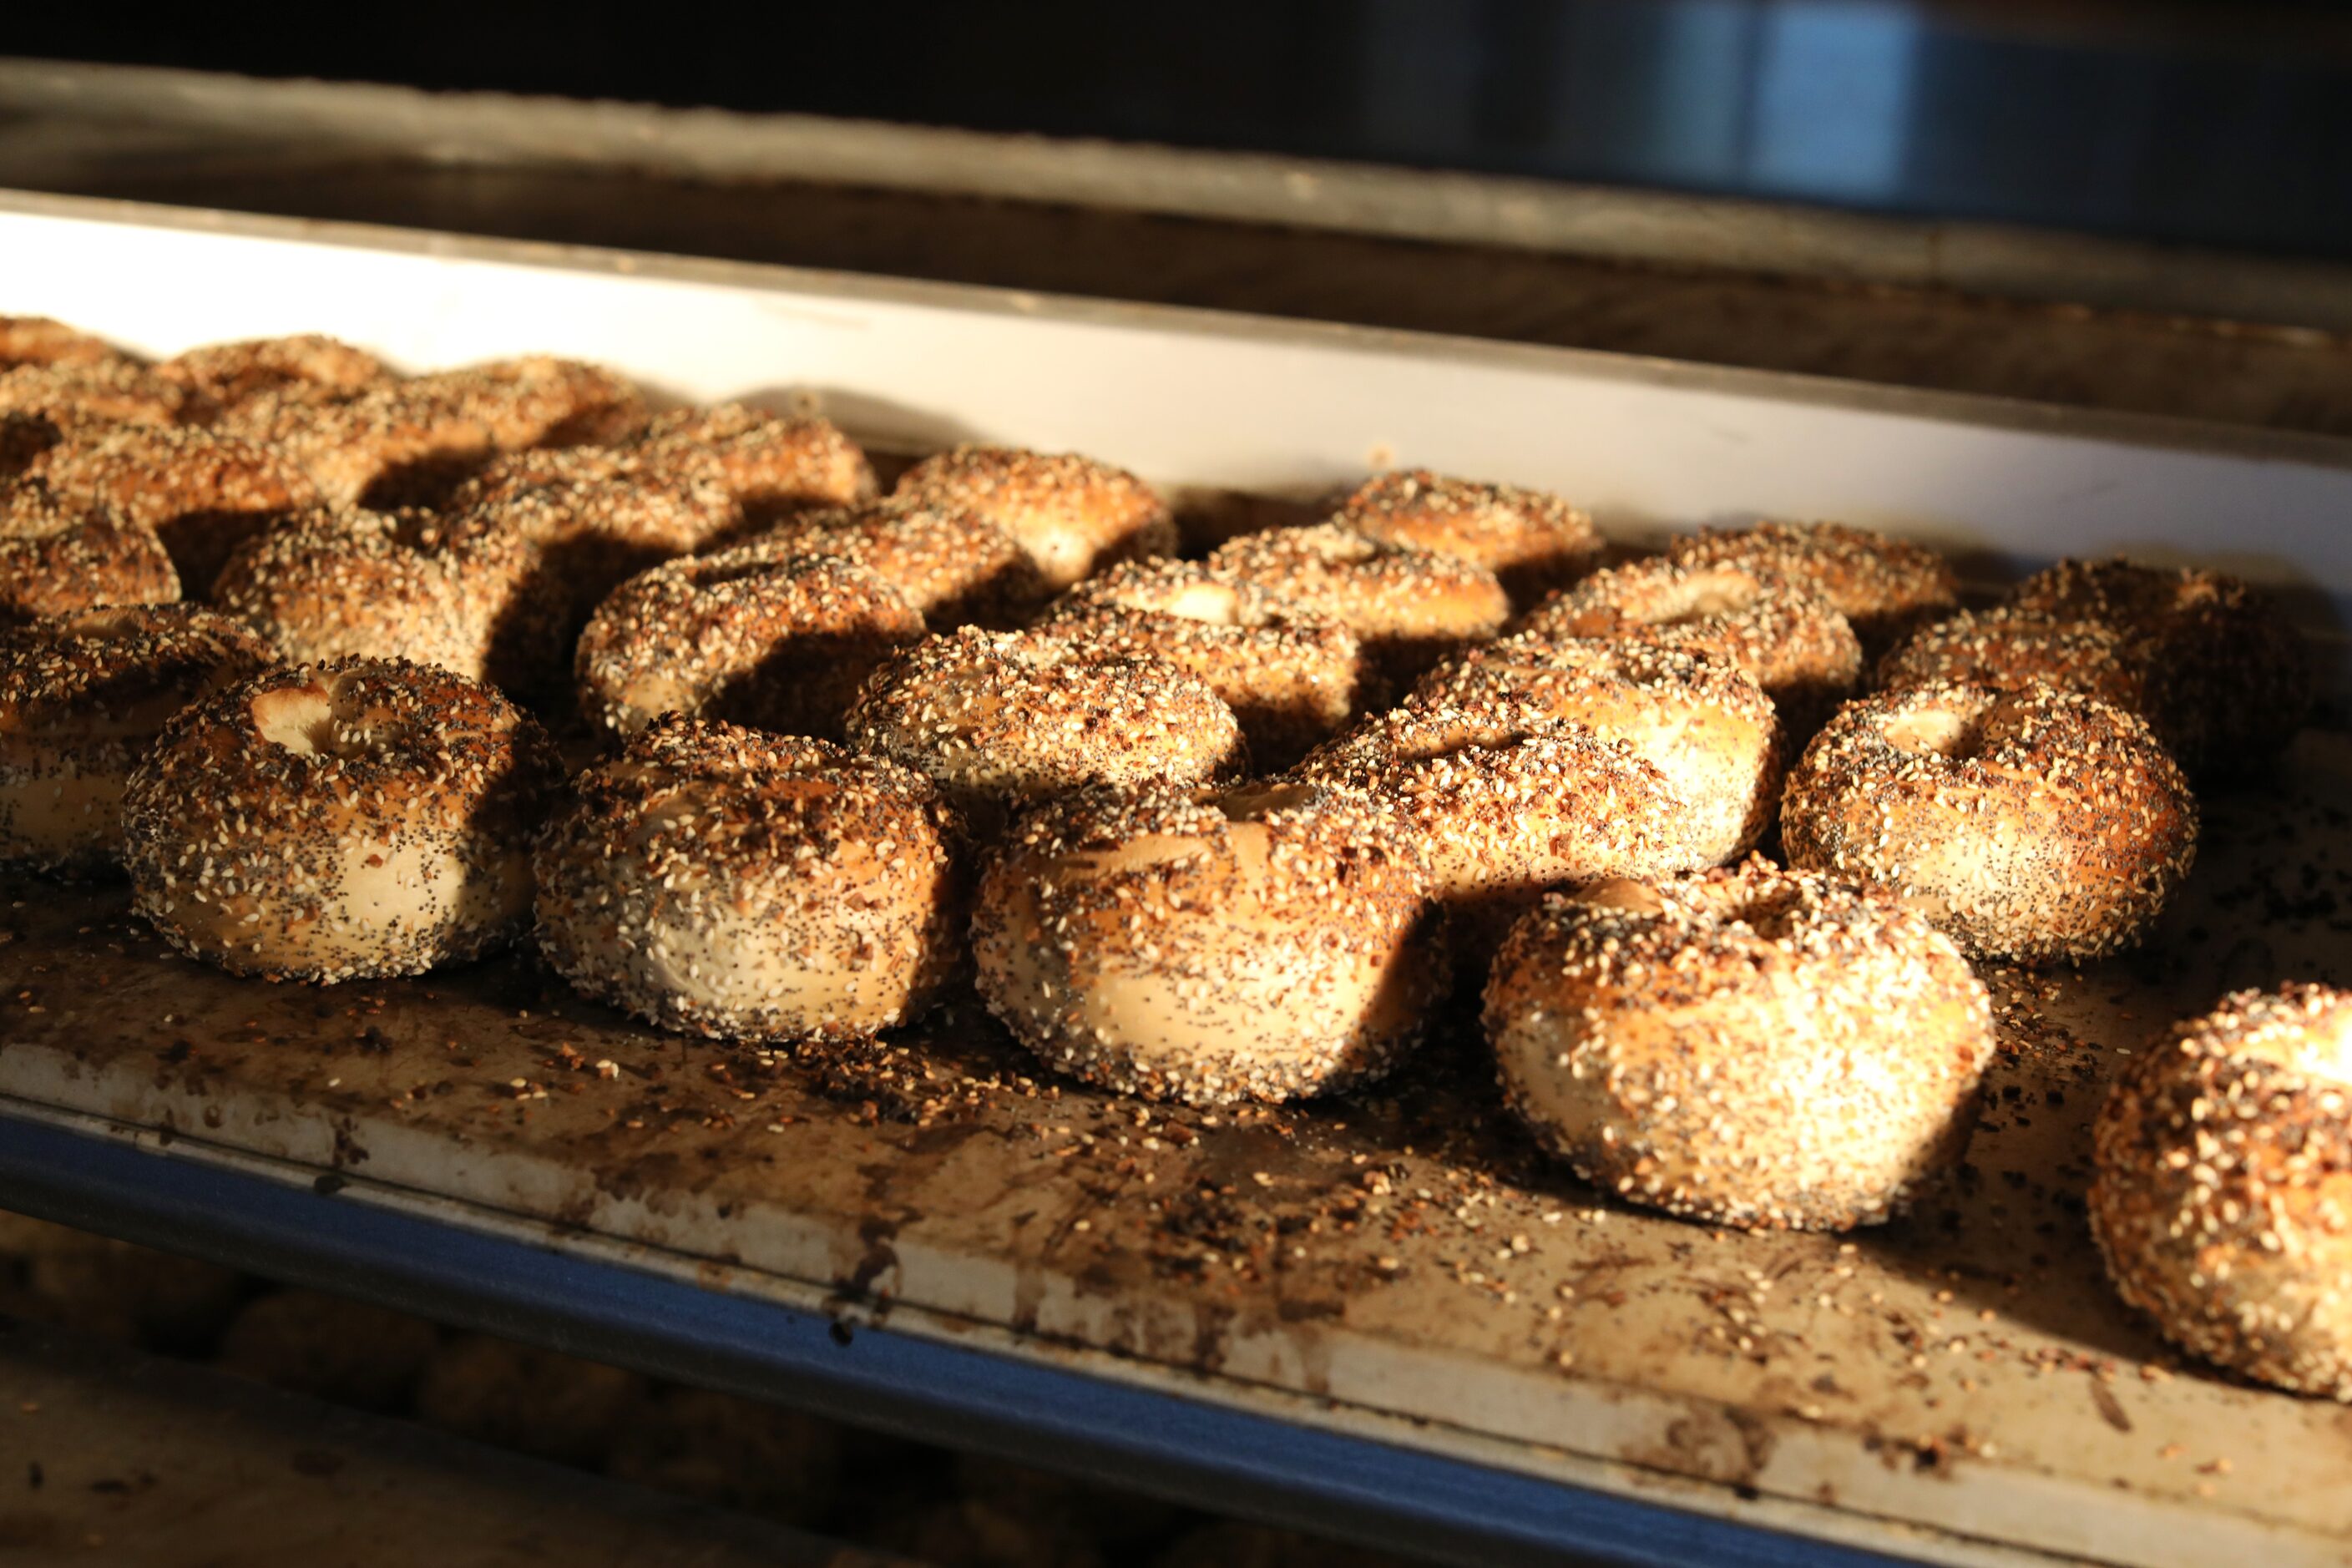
5, 193, 2352, 1565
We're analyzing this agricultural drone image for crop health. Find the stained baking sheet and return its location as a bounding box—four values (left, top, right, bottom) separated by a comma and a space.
4, 192, 2352, 1567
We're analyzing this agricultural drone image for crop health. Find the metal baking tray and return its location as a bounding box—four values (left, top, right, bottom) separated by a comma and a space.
5, 190, 2352, 1568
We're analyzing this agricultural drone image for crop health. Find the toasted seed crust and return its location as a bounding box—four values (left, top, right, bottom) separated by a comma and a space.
634, 403, 875, 524
1292, 693, 1710, 956
2012, 557, 2311, 776
1210, 522, 1510, 688
28, 422, 321, 595
0, 482, 181, 624
747, 497, 1047, 630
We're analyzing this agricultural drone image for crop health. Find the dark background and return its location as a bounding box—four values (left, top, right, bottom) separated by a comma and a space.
16, 0, 2352, 260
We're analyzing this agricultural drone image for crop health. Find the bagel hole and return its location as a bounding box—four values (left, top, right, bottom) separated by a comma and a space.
1144, 581, 1247, 625
54, 608, 147, 641
1883, 706, 1987, 760
1384, 720, 1530, 767
1712, 883, 1803, 939
1648, 572, 1758, 625
688, 556, 792, 590
250, 687, 341, 758
1217, 781, 1316, 822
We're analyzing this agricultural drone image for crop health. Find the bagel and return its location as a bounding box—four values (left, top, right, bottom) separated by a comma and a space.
1333, 469, 1602, 605
2090, 984, 2352, 1399
28, 422, 324, 595
1518, 557, 1863, 730
1207, 523, 1510, 685
974, 781, 1447, 1105
1485, 859, 1995, 1231
2012, 557, 2311, 775
1409, 634, 1782, 867
0, 606, 276, 874
122, 657, 563, 980
633, 404, 876, 523
1781, 680, 2196, 964
0, 359, 188, 426
535, 717, 964, 1042
438, 445, 738, 626
1292, 695, 1707, 952
753, 496, 1048, 630
0, 481, 180, 623
893, 444, 1175, 590
574, 545, 924, 741
210, 506, 545, 686
159, 334, 395, 419
1035, 558, 1365, 769
843, 628, 1247, 832
1667, 519, 1958, 654
0, 316, 128, 371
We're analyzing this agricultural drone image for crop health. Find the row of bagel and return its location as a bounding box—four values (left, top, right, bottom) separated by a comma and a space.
1, 320, 2342, 1400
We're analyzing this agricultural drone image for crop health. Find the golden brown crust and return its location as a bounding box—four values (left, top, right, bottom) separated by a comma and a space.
1408, 634, 1782, 866
1667, 520, 1959, 654
28, 423, 321, 595
893, 444, 1175, 591
0, 359, 189, 425
574, 546, 924, 741
1036, 559, 1366, 770
1516, 557, 1863, 731
217, 358, 647, 511
215, 382, 498, 510
417, 357, 648, 449
1292, 694, 1710, 953
0, 316, 132, 371
1485, 859, 1995, 1231
159, 334, 395, 418
1334, 469, 1601, 606
2011, 557, 2311, 775
2090, 984, 2352, 1399
1781, 681, 2197, 964
843, 628, 1247, 832
0, 482, 181, 623
751, 496, 1047, 630
535, 716, 965, 1043
0, 606, 276, 874
1207, 523, 1510, 686
634, 404, 876, 523
438, 446, 738, 627
974, 781, 1448, 1105
122, 657, 563, 981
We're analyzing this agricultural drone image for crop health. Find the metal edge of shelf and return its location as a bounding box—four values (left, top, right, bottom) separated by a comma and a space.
11, 184, 2352, 485
0, 1102, 1995, 1568
8, 58, 2352, 335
